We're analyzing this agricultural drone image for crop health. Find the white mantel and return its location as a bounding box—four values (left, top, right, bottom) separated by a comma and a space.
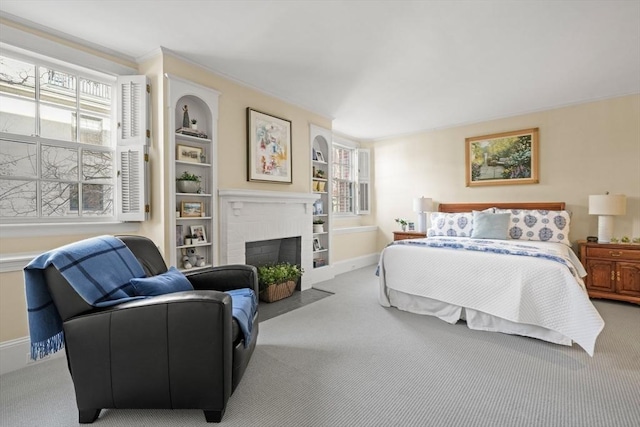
218, 189, 318, 290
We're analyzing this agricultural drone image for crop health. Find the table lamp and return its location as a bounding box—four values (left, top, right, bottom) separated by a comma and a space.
413, 197, 433, 233
588, 193, 626, 243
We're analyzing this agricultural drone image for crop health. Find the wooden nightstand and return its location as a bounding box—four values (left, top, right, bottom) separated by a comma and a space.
579, 241, 640, 304
393, 231, 427, 241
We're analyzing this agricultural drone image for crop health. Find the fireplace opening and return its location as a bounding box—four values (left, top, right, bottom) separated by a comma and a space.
245, 237, 302, 290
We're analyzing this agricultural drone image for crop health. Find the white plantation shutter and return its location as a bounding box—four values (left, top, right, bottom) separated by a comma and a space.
356, 148, 370, 214
117, 146, 148, 220
117, 75, 149, 221
117, 75, 148, 146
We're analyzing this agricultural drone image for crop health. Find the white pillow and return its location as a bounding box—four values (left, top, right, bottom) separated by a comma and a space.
494, 209, 571, 246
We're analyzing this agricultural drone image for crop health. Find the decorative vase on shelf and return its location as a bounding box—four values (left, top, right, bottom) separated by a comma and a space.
313, 224, 324, 233
402, 224, 407, 232
177, 180, 201, 193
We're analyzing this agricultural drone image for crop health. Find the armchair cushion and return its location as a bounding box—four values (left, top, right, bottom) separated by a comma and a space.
130, 267, 194, 296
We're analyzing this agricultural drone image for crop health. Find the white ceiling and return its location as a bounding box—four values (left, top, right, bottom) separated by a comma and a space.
1, 1, 639, 140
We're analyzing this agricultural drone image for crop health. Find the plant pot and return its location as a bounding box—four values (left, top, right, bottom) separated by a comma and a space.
177, 180, 201, 193
313, 224, 324, 233
259, 280, 296, 303
191, 124, 198, 130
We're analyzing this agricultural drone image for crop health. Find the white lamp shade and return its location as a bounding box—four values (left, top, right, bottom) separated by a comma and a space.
413, 197, 433, 213
589, 194, 626, 216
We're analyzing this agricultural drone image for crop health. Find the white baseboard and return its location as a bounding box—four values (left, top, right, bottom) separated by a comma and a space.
331, 252, 380, 277
0, 336, 66, 375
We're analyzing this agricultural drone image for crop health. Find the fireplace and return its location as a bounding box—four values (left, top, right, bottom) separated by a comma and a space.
245, 237, 302, 289
218, 189, 318, 290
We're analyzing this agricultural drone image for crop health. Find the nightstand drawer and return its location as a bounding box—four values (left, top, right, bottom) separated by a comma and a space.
393, 231, 427, 241
586, 247, 640, 261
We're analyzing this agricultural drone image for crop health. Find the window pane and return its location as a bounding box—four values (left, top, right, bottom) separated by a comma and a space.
79, 113, 111, 146
0, 179, 37, 217
80, 78, 111, 114
42, 181, 78, 217
82, 150, 112, 180
0, 95, 36, 135
40, 104, 77, 142
332, 180, 354, 213
39, 67, 76, 107
41, 144, 78, 180
0, 56, 36, 99
82, 183, 113, 216
0, 140, 37, 177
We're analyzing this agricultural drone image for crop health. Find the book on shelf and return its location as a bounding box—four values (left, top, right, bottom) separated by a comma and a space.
175, 127, 209, 138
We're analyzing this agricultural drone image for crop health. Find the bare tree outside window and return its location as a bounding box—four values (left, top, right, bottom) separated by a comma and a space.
0, 54, 115, 220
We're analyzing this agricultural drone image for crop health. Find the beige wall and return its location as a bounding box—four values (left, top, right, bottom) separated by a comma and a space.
333, 231, 378, 262
373, 94, 640, 251
162, 55, 332, 193
138, 53, 167, 254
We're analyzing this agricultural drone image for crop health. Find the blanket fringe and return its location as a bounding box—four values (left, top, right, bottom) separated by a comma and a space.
30, 331, 65, 361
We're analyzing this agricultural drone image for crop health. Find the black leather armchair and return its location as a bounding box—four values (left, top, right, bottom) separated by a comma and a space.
43, 235, 258, 423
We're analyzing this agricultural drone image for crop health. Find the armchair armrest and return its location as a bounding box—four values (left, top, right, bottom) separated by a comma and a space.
64, 290, 233, 411
185, 265, 259, 295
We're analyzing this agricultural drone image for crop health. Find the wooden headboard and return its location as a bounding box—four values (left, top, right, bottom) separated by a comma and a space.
438, 202, 566, 213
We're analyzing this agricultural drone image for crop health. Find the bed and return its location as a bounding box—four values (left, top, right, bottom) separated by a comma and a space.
378, 202, 605, 356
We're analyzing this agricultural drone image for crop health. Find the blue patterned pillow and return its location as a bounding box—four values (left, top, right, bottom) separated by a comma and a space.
427, 212, 474, 237
494, 209, 571, 246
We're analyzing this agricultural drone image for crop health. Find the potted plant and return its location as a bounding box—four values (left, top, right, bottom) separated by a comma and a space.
257, 262, 304, 302
191, 118, 198, 130
176, 171, 201, 193
395, 218, 408, 231
315, 169, 325, 179
313, 218, 325, 233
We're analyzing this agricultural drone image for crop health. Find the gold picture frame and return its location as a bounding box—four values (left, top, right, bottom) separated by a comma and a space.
180, 201, 203, 217
465, 128, 539, 187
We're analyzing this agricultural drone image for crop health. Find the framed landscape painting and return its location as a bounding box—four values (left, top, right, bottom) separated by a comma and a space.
247, 108, 292, 183
465, 128, 539, 187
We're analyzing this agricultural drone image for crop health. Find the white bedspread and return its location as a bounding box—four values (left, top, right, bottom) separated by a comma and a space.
378, 237, 605, 355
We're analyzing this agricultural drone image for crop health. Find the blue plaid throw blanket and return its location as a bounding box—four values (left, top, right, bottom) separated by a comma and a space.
24, 236, 146, 360
226, 288, 258, 348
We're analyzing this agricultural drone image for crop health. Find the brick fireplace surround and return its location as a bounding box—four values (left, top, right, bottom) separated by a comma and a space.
218, 189, 318, 290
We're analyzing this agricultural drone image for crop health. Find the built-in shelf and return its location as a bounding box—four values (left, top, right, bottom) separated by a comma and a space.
176, 192, 212, 197
168, 74, 220, 270
310, 125, 332, 271
177, 216, 213, 221
176, 160, 212, 167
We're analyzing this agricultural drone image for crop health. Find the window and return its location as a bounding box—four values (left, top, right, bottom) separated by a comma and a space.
0, 52, 148, 227
332, 144, 354, 214
331, 143, 370, 215
0, 54, 115, 221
